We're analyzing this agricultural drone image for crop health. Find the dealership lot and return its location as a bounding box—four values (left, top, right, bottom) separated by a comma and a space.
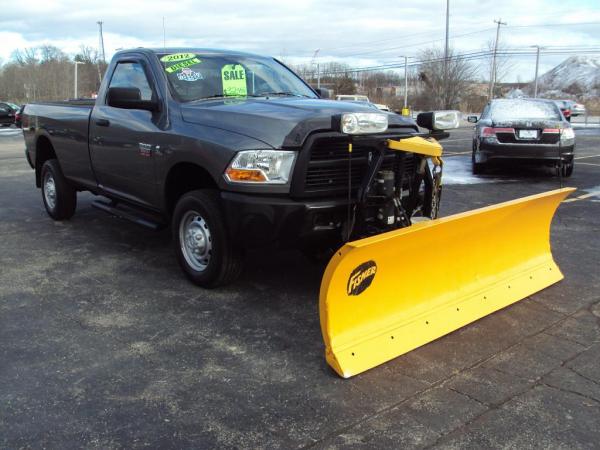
1, 126, 599, 448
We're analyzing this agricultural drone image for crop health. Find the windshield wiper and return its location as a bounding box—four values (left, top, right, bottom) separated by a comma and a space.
259, 92, 311, 98
190, 94, 263, 102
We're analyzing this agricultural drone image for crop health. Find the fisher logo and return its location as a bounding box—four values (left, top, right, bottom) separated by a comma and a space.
347, 260, 377, 296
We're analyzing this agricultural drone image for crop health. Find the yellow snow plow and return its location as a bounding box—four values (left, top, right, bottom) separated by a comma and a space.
318, 111, 574, 378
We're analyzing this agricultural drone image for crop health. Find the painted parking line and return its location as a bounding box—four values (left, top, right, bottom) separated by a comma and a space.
563, 190, 600, 203
444, 138, 472, 143
576, 162, 600, 167
444, 151, 471, 156
574, 154, 600, 160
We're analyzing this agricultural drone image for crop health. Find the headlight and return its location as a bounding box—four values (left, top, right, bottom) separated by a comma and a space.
225, 150, 296, 184
340, 113, 388, 134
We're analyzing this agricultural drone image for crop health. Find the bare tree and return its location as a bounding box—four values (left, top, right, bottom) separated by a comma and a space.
417, 47, 477, 109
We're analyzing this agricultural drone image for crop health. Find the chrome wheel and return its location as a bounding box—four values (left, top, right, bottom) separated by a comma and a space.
43, 172, 57, 210
179, 210, 212, 272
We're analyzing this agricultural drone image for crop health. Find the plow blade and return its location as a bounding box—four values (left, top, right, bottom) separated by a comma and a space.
320, 188, 575, 378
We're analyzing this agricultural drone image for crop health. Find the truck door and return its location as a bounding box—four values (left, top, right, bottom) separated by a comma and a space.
89, 57, 162, 208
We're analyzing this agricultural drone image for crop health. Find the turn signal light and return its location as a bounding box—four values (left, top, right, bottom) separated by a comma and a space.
225, 168, 267, 182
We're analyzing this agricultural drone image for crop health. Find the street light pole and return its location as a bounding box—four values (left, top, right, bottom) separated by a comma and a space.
74, 61, 84, 99
317, 62, 321, 89
532, 45, 544, 98
404, 56, 408, 108
398, 55, 411, 115
311, 49, 320, 89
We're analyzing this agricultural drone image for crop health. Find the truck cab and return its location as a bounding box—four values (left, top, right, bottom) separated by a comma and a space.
23, 48, 451, 287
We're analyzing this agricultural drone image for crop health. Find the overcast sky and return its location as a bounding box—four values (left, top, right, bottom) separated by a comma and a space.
1, 0, 599, 82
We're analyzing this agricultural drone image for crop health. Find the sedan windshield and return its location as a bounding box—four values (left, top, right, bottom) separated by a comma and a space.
157, 52, 317, 102
490, 100, 561, 121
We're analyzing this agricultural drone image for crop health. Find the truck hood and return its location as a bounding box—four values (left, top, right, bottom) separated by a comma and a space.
180, 97, 417, 148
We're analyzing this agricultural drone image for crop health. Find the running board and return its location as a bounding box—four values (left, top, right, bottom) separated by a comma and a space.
91, 199, 166, 231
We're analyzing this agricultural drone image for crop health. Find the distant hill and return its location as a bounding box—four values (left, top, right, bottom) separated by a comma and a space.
536, 56, 600, 97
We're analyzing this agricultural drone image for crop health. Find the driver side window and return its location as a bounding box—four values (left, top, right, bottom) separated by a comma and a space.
109, 62, 153, 101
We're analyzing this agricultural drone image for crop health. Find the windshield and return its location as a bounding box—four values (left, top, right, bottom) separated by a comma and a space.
157, 52, 317, 102
490, 100, 561, 121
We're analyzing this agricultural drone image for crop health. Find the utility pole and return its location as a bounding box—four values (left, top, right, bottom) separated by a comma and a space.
443, 0, 450, 108
488, 18, 507, 100
74, 61, 84, 99
97, 21, 105, 62
531, 45, 544, 98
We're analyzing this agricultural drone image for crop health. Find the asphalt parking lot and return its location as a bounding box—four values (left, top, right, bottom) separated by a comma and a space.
1, 124, 599, 448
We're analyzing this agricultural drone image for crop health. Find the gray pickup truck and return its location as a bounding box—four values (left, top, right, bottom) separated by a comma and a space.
23, 48, 453, 287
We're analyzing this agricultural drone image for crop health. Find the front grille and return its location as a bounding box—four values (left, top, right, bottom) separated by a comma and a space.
294, 135, 416, 197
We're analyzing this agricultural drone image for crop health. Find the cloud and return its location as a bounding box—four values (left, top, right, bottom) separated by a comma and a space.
1, 0, 599, 81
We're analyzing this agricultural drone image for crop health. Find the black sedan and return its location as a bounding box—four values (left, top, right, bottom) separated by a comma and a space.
468, 98, 575, 177
0, 102, 17, 127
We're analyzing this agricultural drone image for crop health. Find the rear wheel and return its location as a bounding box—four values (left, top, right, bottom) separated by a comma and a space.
41, 159, 77, 220
172, 189, 243, 287
559, 160, 574, 178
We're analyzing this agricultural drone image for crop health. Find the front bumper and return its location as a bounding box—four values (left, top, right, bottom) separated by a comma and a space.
220, 191, 348, 248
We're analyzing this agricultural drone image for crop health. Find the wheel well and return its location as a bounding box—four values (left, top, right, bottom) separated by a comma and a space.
165, 163, 218, 215
35, 136, 57, 187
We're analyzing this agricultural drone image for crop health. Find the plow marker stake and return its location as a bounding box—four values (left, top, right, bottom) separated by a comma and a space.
319, 188, 575, 378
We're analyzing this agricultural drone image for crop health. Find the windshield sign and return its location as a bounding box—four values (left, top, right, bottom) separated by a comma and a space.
158, 53, 317, 102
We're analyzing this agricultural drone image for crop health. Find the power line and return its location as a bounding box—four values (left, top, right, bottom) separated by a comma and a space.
298, 20, 600, 59
334, 27, 495, 58
316, 47, 600, 75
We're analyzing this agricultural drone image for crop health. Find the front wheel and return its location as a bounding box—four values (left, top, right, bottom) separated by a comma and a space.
41, 159, 77, 220
172, 190, 243, 287
472, 145, 486, 174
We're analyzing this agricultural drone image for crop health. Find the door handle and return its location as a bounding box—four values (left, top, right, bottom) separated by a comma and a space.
96, 118, 110, 127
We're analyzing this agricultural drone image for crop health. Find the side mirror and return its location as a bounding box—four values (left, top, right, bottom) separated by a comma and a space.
314, 87, 330, 99
467, 115, 478, 123
417, 110, 460, 131
107, 87, 159, 112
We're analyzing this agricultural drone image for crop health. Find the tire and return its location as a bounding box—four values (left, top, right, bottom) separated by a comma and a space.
41, 159, 77, 220
560, 161, 574, 178
172, 189, 243, 287
471, 146, 486, 174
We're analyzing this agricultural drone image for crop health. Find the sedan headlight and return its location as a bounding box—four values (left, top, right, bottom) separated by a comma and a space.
225, 150, 296, 184
340, 113, 388, 134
